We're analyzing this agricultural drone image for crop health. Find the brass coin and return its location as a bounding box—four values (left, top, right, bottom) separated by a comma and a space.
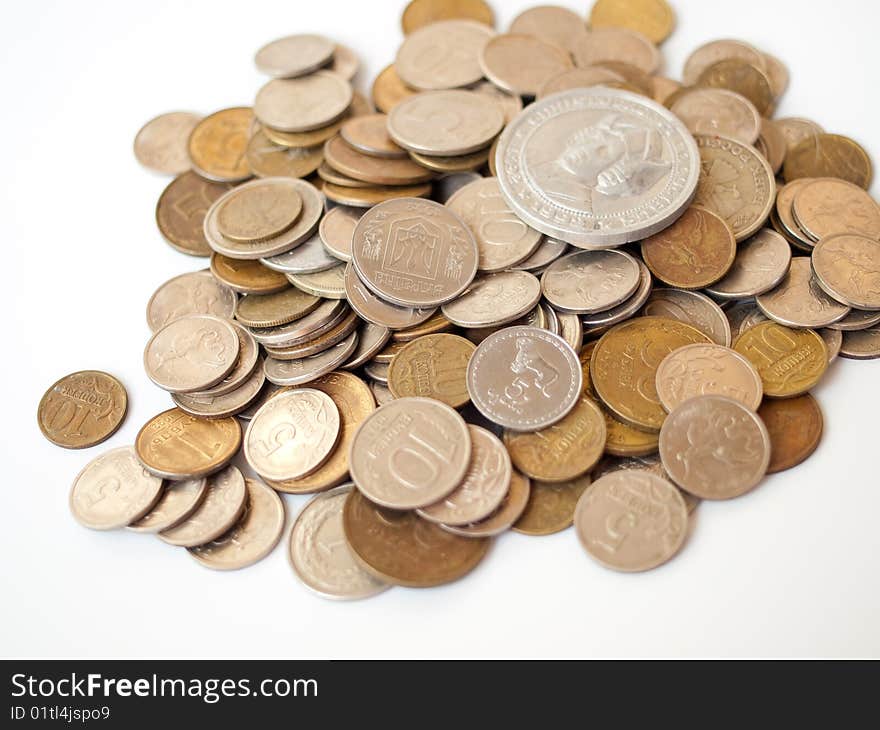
316, 161, 373, 187
323, 135, 433, 186
409, 148, 490, 173
791, 178, 880, 241
187, 107, 253, 183
38, 370, 127, 449
155, 172, 232, 257
340, 113, 407, 159
682, 38, 766, 87
374, 339, 409, 364
537, 66, 626, 98
512, 473, 592, 536
697, 58, 774, 116
784, 133, 873, 190
343, 488, 489, 588
640, 206, 736, 289
478, 33, 573, 97
210, 254, 289, 295
245, 130, 323, 179
441, 469, 530, 538
401, 0, 494, 34
370, 64, 419, 114
589, 0, 675, 45
134, 111, 202, 175
758, 117, 787, 175
387, 333, 475, 407
322, 180, 432, 207
262, 115, 347, 148
234, 287, 320, 328
758, 394, 823, 474
392, 311, 453, 340
135, 408, 242, 480
216, 182, 302, 243
733, 321, 828, 398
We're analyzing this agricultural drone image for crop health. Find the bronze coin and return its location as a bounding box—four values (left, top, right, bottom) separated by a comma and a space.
387, 333, 475, 407
697, 58, 774, 116
401, 0, 494, 34
38, 371, 128, 449
246, 130, 323, 179
187, 107, 254, 183
155, 172, 233, 257
512, 474, 592, 536
784, 134, 873, 190
758, 394, 823, 473
323, 135, 433, 186
371, 64, 419, 114
210, 254, 289, 295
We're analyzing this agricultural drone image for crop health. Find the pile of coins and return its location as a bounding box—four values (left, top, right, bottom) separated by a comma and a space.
41, 0, 880, 595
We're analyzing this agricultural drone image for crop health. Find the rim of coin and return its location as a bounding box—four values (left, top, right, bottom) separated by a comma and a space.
134, 111, 202, 176
254, 34, 336, 78
146, 270, 237, 333
260, 232, 340, 275
811, 234, 880, 311
38, 370, 128, 449
210, 254, 290, 294
541, 249, 641, 313
442, 270, 542, 327
704, 228, 792, 300
127, 477, 208, 534
263, 331, 358, 385
441, 469, 531, 538
756, 257, 851, 328
254, 71, 353, 133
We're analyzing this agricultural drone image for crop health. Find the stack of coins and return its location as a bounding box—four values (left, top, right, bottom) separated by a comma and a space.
42, 0, 880, 594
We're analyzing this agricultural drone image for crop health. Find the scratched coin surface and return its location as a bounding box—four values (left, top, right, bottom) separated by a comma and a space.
343, 488, 489, 587
349, 397, 471, 509
254, 71, 353, 133
441, 470, 530, 538
386, 333, 474, 408
69, 447, 163, 530
134, 111, 201, 175
187, 107, 253, 183
705, 228, 791, 300
156, 172, 233, 257
575, 470, 687, 572
254, 34, 336, 78
655, 343, 763, 413
467, 326, 582, 431
289, 485, 389, 599
513, 473, 592, 536
417, 424, 511, 526
671, 87, 760, 145
146, 270, 237, 333
395, 19, 494, 90
189, 478, 285, 570
756, 257, 850, 328
659, 395, 771, 499
811, 234, 880, 311
127, 477, 207, 533
758, 394, 824, 474
541, 249, 640, 314
496, 88, 699, 247
38, 371, 127, 449
791, 178, 880, 241
442, 270, 541, 327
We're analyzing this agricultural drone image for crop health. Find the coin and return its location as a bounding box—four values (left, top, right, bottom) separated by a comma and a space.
590, 0, 674, 42
544, 250, 641, 314
324, 135, 433, 186
254, 34, 336, 78
693, 133, 776, 242
187, 107, 253, 183
757, 117, 787, 174
395, 20, 493, 91
370, 381, 394, 405
417, 424, 511, 525
245, 131, 323, 179
756, 257, 850, 328
262, 233, 339, 275
185, 320, 259, 397
156, 172, 233, 257
839, 327, 880, 359
697, 58, 774, 116
69, 446, 163, 530
670, 87, 760, 145
401, 0, 494, 34
234, 287, 320, 329
513, 473, 591, 536
254, 71, 352, 133
134, 111, 201, 175
263, 332, 358, 385
573, 26, 660, 74
784, 133, 872, 189
135, 408, 241, 480
538, 66, 625, 97
655, 343, 763, 413
513, 236, 568, 272
210, 254, 289, 294
826, 309, 880, 332
352, 198, 478, 307
774, 179, 815, 247
791, 178, 880, 241
237, 381, 283, 421
146, 270, 237, 332
319, 205, 362, 261
392, 311, 454, 340
340, 114, 406, 159
758, 394, 823, 474
440, 469, 530, 538
496, 88, 699, 247
172, 358, 266, 418
580, 258, 653, 329
263, 116, 347, 149
509, 5, 588, 53
127, 477, 207, 533
159, 465, 247, 547
264, 310, 357, 359
38, 371, 127, 449
348, 396, 471, 509
733, 321, 828, 397
370, 64, 419, 114
248, 299, 345, 347
216, 182, 302, 243
811, 234, 880, 310
479, 34, 573, 97
776, 117, 825, 153
288, 484, 389, 599
287, 264, 346, 299
704, 228, 792, 300
442, 271, 541, 327
344, 263, 436, 329
574, 470, 687, 572
189, 478, 285, 569
642, 287, 732, 346
387, 333, 474, 408
322, 180, 432, 207
683, 39, 766, 86
345, 323, 393, 370
660, 394, 771, 499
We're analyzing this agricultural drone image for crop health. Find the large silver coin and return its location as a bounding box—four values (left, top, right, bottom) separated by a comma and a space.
496, 88, 699, 248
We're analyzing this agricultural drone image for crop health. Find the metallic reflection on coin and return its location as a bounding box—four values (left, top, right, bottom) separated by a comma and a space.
254, 34, 336, 78
811, 234, 880, 311
38, 370, 127, 449
756, 257, 850, 328
395, 19, 493, 91
705, 228, 791, 300
261, 233, 339, 275
758, 395, 824, 474
642, 288, 731, 346
734, 322, 828, 397
839, 326, 880, 360
264, 331, 358, 385
442, 270, 541, 328
541, 249, 640, 313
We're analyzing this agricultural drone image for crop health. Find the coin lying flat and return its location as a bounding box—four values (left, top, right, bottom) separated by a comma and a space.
513, 473, 591, 536
575, 470, 687, 572
171, 358, 265, 418
134, 111, 201, 175
146, 270, 237, 333
395, 19, 493, 91
839, 327, 880, 359
189, 478, 285, 569
573, 27, 660, 74
322, 180, 432, 207
319, 205, 362, 261
589, 0, 675, 44
127, 478, 207, 533
758, 394, 823, 474
756, 257, 850, 328
479, 33, 573, 97
216, 177, 302, 243
343, 488, 489, 588
38, 370, 127, 449
704, 228, 791, 300
641, 288, 731, 346
248, 298, 345, 347
387, 333, 474, 408
210, 254, 289, 295
343, 263, 436, 329
401, 0, 494, 34
791, 178, 880, 241
254, 34, 336, 78
496, 88, 699, 248
287, 264, 346, 299
509, 5, 588, 53
254, 71, 353, 133
784, 133, 872, 190
187, 107, 253, 183
542, 249, 641, 313
341, 113, 407, 159
467, 326, 582, 432
670, 87, 760, 145
323, 135, 434, 185
69, 447, 163, 530
811, 234, 880, 311
370, 64, 419, 114
235, 287, 320, 328
441, 469, 530, 538
156, 172, 233, 257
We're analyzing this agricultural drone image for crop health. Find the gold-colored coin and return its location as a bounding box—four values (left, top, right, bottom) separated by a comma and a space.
783, 133, 873, 190
371, 64, 419, 114
391, 311, 453, 341
321, 180, 432, 208
372, 340, 407, 364
234, 287, 320, 328
156, 172, 233, 257
209, 254, 289, 295
589, 0, 675, 44
401, 0, 494, 34
697, 58, 774, 116
324, 135, 433, 186
187, 107, 254, 183
733, 321, 828, 398
409, 147, 490, 173
512, 473, 592, 536
387, 333, 475, 408
135, 408, 242, 480
262, 115, 347, 149
245, 130, 323, 179
38, 371, 128, 449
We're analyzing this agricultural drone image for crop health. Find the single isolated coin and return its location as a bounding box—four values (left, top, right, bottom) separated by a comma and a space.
38, 370, 127, 449
758, 394, 824, 474
479, 33, 573, 97
134, 111, 201, 175
387, 333, 475, 407
254, 34, 336, 78
187, 107, 254, 183
146, 270, 237, 333
395, 19, 494, 91
541, 249, 641, 313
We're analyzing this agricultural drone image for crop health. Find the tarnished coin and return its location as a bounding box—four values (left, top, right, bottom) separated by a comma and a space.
509, 5, 588, 53
589, 0, 675, 44
187, 107, 253, 183
791, 178, 880, 241
69, 447, 163, 530
655, 343, 763, 413
756, 257, 850, 328
159, 465, 247, 547
235, 287, 320, 329
343, 263, 436, 329
670, 87, 760, 145
442, 270, 541, 327
147, 270, 237, 333
254, 71, 353, 133
758, 394, 823, 474
683, 39, 766, 87
395, 19, 493, 91
441, 469, 530, 538
575, 470, 687, 572
352, 198, 478, 307
343, 488, 489, 587
839, 326, 880, 359
172, 358, 265, 418
216, 182, 301, 243
264, 331, 358, 385
733, 321, 828, 397
513, 473, 591, 536
705, 228, 792, 300
660, 395, 770, 499
156, 172, 233, 257
370, 64, 419, 114
254, 34, 336, 78
340, 114, 407, 159
189, 478, 285, 570
210, 254, 289, 295
144, 314, 238, 393
38, 371, 127, 449
693, 133, 776, 242
287, 264, 346, 299
319, 205, 362, 261
261, 233, 339, 275
811, 234, 880, 310
572, 27, 660, 74
401, 0, 494, 34
244, 388, 340, 481
135, 409, 241, 480
417, 425, 511, 526
349, 397, 471, 509
591, 317, 712, 432
134, 111, 201, 175
541, 249, 641, 314
479, 33, 573, 97
388, 90, 504, 156
697, 58, 774, 116
322, 180, 432, 207
467, 326, 582, 431
323, 135, 433, 185
245, 131, 323, 179
642, 287, 732, 346
496, 88, 699, 247
289, 485, 389, 599
387, 333, 474, 408
784, 133, 872, 190
127, 477, 207, 533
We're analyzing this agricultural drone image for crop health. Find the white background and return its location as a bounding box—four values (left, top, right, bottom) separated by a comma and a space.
2, 0, 879, 659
